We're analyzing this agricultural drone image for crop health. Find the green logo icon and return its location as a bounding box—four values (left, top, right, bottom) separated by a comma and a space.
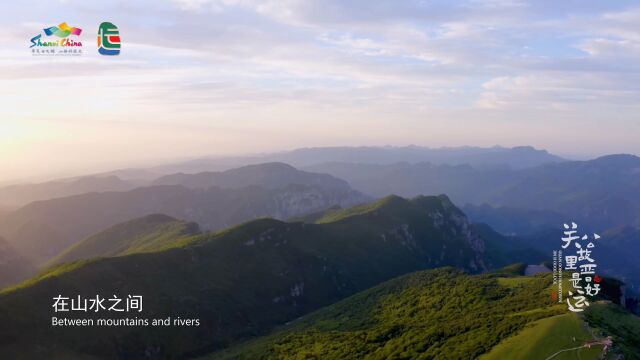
98, 22, 120, 56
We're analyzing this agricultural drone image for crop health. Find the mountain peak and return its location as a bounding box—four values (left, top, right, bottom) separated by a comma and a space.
153, 162, 358, 194
47, 213, 200, 267
135, 213, 178, 223
230, 162, 296, 172
592, 153, 640, 165
314, 194, 466, 227
374, 194, 408, 207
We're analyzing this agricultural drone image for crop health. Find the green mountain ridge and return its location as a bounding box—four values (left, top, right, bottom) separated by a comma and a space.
0, 194, 506, 358
294, 200, 546, 269
209, 268, 640, 360
46, 213, 201, 267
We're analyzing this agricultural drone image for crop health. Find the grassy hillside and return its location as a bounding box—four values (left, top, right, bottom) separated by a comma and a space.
480, 314, 602, 360
0, 195, 493, 358
584, 302, 640, 358
47, 214, 201, 267
210, 269, 640, 360
209, 268, 563, 359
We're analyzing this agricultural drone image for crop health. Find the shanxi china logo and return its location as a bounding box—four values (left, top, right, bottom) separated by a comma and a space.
98, 22, 121, 56
30, 22, 83, 56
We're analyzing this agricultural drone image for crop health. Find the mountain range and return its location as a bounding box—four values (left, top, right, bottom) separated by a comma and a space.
0, 146, 638, 358
152, 162, 357, 193
306, 154, 640, 231
0, 163, 368, 266
133, 145, 563, 178
0, 145, 561, 209
0, 195, 525, 358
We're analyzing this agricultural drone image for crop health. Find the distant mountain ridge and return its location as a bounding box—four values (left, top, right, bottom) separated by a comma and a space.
0, 146, 563, 198
490, 154, 640, 229
139, 145, 564, 176
0, 175, 137, 207
0, 163, 369, 266
154, 162, 355, 192
307, 154, 640, 231
589, 226, 640, 293
0, 237, 34, 289
0, 148, 621, 216
270, 145, 564, 169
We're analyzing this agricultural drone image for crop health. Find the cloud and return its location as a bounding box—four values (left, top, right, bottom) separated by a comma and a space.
6, 0, 640, 112
2, 0, 640, 180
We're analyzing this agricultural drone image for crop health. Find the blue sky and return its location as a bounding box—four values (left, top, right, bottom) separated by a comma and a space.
1, 0, 640, 180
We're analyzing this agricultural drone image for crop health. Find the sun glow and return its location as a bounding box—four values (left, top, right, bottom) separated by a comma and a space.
0, 121, 28, 141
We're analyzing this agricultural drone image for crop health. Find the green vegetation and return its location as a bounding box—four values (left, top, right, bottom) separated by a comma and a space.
584, 302, 640, 359
210, 269, 640, 360
210, 269, 563, 359
0, 195, 492, 358
287, 205, 342, 223
315, 194, 463, 224
2, 193, 636, 359
480, 313, 602, 360
46, 213, 200, 267
496, 276, 537, 289
496, 262, 528, 276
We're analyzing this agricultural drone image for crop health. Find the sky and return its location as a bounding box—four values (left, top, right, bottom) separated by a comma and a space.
1, 0, 640, 181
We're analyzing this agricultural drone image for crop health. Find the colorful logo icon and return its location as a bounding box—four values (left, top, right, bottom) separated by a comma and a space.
30, 22, 83, 55
98, 22, 121, 55
44, 22, 82, 38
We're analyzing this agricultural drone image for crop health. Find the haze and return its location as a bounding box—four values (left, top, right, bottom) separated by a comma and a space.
2, 0, 640, 182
